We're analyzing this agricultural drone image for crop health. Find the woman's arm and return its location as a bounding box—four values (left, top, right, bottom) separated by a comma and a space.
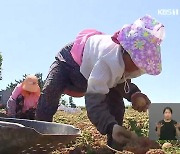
115, 79, 141, 102
6, 84, 22, 117
175, 123, 180, 137
156, 122, 163, 137
11, 83, 23, 100
6, 97, 16, 117
156, 127, 161, 137
116, 80, 151, 112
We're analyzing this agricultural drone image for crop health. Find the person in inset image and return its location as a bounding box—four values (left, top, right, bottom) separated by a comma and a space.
156, 107, 180, 140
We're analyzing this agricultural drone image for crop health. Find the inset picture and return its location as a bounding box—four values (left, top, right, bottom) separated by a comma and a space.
149, 103, 180, 140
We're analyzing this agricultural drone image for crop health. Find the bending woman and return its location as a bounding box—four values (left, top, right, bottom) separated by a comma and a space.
7, 75, 40, 120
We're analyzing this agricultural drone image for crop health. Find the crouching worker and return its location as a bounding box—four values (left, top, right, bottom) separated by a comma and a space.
7, 75, 40, 120
36, 15, 165, 150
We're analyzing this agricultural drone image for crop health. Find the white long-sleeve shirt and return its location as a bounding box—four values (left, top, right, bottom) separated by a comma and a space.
80, 35, 142, 94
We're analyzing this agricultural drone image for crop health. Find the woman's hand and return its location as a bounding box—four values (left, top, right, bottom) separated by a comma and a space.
174, 123, 180, 129
156, 122, 163, 137
112, 124, 137, 147
131, 92, 151, 112
156, 123, 164, 129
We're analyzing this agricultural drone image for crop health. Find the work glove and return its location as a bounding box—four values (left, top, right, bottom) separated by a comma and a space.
112, 124, 137, 147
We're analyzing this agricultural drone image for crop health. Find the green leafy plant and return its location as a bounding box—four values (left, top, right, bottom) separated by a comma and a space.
129, 119, 144, 136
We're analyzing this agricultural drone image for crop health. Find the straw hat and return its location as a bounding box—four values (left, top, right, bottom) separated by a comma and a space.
22, 75, 40, 93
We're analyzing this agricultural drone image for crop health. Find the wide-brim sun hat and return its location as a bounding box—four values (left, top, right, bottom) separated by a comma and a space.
22, 75, 40, 93
112, 15, 165, 75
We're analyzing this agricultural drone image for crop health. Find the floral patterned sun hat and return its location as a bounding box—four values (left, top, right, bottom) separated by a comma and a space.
112, 15, 165, 75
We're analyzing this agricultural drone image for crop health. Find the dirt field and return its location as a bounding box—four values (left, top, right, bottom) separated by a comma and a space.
0, 108, 179, 154
52, 108, 180, 154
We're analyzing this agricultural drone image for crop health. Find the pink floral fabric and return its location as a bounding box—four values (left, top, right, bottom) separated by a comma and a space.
115, 15, 165, 75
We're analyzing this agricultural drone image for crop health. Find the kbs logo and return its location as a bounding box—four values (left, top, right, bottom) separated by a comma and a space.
158, 9, 179, 16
